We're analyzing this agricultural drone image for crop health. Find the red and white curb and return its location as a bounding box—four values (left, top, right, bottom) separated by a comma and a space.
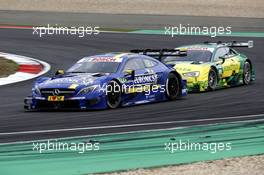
0, 52, 50, 86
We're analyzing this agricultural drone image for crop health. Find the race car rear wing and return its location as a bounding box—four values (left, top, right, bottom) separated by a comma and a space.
204, 40, 254, 48
130, 48, 187, 61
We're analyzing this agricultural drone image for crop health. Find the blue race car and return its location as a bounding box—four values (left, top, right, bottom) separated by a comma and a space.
24, 51, 187, 110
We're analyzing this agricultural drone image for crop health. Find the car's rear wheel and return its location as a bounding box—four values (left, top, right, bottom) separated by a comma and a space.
106, 80, 122, 109
243, 61, 251, 85
208, 68, 218, 90
165, 73, 180, 100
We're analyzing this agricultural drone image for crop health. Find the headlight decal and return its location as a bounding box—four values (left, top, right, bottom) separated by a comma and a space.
183, 71, 200, 77
77, 85, 99, 95
32, 86, 41, 95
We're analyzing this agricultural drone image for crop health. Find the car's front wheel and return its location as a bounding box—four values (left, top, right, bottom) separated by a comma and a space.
207, 68, 218, 90
165, 73, 180, 100
106, 80, 122, 109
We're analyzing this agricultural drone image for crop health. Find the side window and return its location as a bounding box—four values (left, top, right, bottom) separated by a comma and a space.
123, 58, 145, 71
229, 48, 237, 56
143, 59, 158, 68
214, 47, 229, 61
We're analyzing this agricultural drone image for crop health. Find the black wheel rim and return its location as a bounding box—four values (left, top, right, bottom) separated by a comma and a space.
208, 70, 217, 88
244, 63, 251, 84
107, 81, 121, 108
168, 77, 178, 97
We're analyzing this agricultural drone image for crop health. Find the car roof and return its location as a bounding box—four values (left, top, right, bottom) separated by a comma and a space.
80, 52, 151, 63
84, 52, 152, 59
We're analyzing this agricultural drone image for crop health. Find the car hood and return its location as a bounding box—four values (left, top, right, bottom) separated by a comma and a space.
169, 61, 210, 73
37, 73, 108, 90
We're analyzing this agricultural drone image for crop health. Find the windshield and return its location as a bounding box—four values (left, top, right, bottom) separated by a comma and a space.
163, 50, 212, 63
67, 61, 120, 73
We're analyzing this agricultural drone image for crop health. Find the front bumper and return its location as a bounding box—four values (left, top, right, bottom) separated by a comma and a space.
181, 79, 188, 96
24, 96, 106, 110
181, 76, 208, 92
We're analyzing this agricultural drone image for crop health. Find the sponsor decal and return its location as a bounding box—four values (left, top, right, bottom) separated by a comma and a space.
48, 96, 65, 101
79, 56, 123, 63
176, 67, 192, 72
68, 84, 79, 89
117, 77, 128, 83
188, 47, 214, 52
145, 68, 155, 74
134, 74, 158, 84
43, 77, 94, 86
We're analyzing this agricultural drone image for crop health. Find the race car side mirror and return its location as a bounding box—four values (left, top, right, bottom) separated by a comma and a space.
219, 57, 226, 64
124, 69, 135, 79
55, 69, 65, 76
166, 64, 175, 68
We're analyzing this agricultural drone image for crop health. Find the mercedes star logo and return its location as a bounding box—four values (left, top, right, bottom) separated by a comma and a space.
53, 89, 60, 96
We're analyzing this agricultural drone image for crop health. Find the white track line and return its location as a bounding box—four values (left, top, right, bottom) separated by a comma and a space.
0, 113, 263, 136
1, 117, 264, 145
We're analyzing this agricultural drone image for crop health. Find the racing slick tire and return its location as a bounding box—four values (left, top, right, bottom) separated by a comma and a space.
243, 61, 252, 85
106, 80, 122, 109
207, 68, 218, 90
165, 73, 180, 100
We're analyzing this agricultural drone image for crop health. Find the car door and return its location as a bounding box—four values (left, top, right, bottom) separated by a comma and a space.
142, 57, 164, 84
122, 57, 148, 95
227, 48, 241, 74
142, 57, 166, 99
213, 47, 239, 78
122, 57, 163, 98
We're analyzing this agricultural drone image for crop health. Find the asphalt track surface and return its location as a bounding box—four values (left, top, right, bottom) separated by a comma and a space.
1, 10, 264, 32
0, 28, 263, 143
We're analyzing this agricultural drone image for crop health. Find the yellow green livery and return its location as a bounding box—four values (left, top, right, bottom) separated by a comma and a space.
162, 41, 255, 92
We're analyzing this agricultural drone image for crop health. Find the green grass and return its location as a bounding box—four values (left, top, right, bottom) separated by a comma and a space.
0, 57, 19, 77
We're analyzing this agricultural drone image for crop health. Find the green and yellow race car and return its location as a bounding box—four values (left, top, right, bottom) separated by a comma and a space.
161, 41, 255, 92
